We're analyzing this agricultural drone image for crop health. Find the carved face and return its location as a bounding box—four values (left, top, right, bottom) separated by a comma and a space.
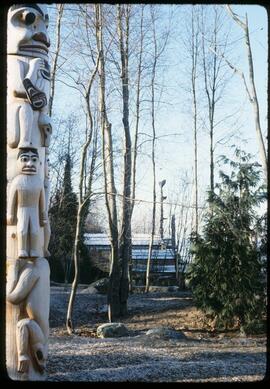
7, 4, 50, 59
18, 150, 39, 175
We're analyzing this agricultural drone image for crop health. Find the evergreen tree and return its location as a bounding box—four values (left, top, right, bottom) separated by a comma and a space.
48, 189, 63, 282
49, 154, 78, 283
187, 148, 266, 332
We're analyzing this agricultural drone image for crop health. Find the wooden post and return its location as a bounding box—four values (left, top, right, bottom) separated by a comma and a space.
159, 180, 166, 242
6, 4, 51, 380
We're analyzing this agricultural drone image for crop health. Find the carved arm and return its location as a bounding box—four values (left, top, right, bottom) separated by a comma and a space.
6, 180, 17, 225
7, 265, 39, 305
39, 186, 47, 226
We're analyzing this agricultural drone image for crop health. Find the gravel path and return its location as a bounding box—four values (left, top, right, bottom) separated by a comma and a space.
47, 286, 267, 382
47, 333, 266, 382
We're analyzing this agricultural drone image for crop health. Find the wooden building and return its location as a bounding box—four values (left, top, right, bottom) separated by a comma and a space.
84, 233, 177, 285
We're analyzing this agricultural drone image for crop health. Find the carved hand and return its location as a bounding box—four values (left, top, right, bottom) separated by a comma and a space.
40, 212, 48, 227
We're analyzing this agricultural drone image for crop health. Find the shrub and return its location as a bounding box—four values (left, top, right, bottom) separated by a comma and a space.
187, 149, 266, 331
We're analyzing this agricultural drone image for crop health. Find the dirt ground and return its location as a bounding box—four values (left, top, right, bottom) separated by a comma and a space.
47, 285, 267, 382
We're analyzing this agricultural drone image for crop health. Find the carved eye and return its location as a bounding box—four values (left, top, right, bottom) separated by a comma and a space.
32, 157, 38, 163
45, 14, 49, 29
21, 11, 36, 26
21, 157, 29, 163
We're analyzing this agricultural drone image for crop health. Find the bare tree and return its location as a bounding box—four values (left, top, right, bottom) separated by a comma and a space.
117, 4, 132, 316
66, 58, 99, 334
200, 5, 230, 194
95, 3, 121, 321
66, 19, 100, 333
130, 5, 145, 216
225, 5, 267, 180
49, 4, 64, 117
145, 7, 161, 293
190, 6, 200, 234
129, 5, 146, 292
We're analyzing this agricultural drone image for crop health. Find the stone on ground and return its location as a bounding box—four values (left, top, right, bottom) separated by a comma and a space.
145, 326, 186, 340
97, 323, 129, 338
90, 278, 109, 294
81, 278, 109, 294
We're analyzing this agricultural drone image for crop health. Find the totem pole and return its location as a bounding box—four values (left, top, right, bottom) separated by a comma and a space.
6, 4, 51, 380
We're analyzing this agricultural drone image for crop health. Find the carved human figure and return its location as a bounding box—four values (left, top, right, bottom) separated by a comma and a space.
6, 257, 50, 374
7, 148, 47, 258
7, 4, 52, 149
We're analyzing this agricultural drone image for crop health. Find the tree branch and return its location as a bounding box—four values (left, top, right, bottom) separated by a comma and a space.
209, 46, 253, 103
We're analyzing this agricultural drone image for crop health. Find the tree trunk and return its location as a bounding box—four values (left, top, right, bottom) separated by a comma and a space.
226, 5, 267, 181
65, 47, 99, 334
66, 206, 81, 334
145, 9, 158, 293
95, 4, 120, 321
244, 14, 267, 179
130, 5, 145, 293
49, 4, 64, 117
117, 4, 132, 316
191, 7, 199, 234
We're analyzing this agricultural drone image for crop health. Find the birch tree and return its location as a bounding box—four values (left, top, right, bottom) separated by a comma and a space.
66, 62, 99, 334
95, 3, 121, 321
145, 6, 169, 292
63, 4, 101, 333
225, 5, 267, 181
130, 5, 145, 217
49, 4, 64, 117
190, 6, 200, 234
117, 4, 132, 315
200, 5, 231, 194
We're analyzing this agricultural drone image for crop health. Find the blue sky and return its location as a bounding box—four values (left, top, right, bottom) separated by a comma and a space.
47, 4, 268, 234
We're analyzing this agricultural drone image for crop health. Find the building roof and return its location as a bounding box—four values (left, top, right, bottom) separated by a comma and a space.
84, 233, 170, 247
132, 248, 175, 260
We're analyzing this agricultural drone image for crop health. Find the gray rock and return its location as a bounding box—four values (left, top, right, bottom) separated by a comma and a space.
90, 278, 109, 294
167, 286, 179, 292
145, 326, 186, 340
97, 323, 129, 338
80, 285, 99, 294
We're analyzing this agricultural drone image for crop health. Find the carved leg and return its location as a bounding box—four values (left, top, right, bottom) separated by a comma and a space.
29, 234, 40, 258
17, 213, 29, 258
17, 234, 29, 258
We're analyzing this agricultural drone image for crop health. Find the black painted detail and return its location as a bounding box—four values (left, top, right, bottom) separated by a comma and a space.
23, 78, 47, 110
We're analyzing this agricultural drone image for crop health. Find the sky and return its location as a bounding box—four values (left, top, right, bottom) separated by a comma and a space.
131, 4, 267, 234
47, 4, 268, 236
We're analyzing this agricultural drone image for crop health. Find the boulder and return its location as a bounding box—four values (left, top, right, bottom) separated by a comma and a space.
167, 286, 180, 292
97, 323, 129, 338
145, 326, 186, 340
80, 285, 99, 294
90, 278, 109, 294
